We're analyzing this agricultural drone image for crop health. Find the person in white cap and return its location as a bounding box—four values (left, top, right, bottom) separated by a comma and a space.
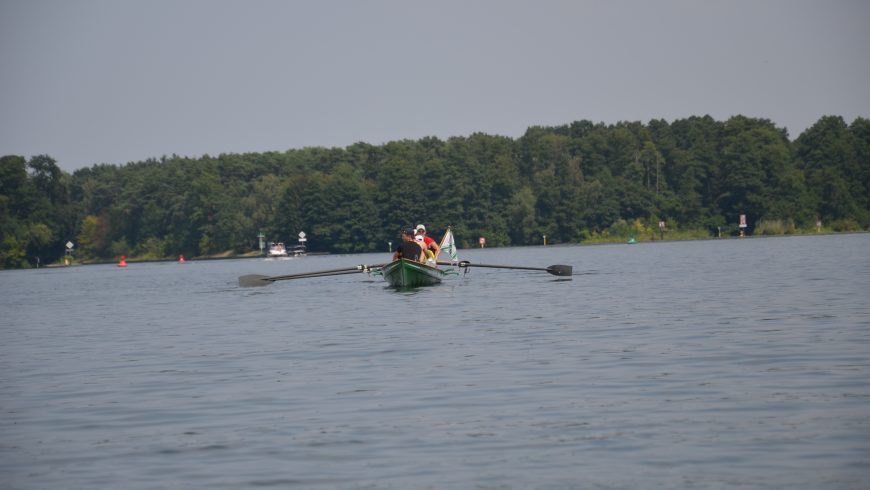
415, 224, 441, 262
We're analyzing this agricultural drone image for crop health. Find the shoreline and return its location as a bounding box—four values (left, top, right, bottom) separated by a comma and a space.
35, 230, 866, 269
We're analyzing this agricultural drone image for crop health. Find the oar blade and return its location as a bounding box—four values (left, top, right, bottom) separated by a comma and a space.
546, 264, 573, 277
239, 274, 272, 287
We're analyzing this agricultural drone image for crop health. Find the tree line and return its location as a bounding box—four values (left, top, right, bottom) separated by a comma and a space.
1, 114, 868, 269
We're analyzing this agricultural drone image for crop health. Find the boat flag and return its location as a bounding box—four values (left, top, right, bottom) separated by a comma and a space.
438, 227, 458, 263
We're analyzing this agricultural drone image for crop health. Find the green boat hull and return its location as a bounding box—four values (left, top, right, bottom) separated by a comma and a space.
381, 258, 445, 288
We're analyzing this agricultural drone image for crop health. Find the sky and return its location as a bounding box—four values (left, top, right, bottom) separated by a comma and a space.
2, 0, 869, 172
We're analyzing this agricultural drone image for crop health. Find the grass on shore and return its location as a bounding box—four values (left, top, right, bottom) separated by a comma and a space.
578, 218, 865, 244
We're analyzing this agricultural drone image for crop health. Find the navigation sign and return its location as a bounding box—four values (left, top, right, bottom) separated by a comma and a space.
298, 231, 307, 243
739, 214, 747, 229
64, 241, 74, 265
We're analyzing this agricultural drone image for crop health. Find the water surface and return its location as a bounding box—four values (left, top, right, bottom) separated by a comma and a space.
1, 234, 869, 488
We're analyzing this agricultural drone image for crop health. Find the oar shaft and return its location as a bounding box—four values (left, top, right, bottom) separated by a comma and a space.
268, 265, 364, 280
436, 261, 545, 271
239, 263, 384, 287
471, 263, 547, 272
436, 261, 572, 277
265, 269, 366, 282
264, 263, 385, 282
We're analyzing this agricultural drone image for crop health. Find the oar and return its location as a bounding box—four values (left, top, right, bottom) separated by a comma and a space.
436, 260, 572, 277
239, 264, 384, 287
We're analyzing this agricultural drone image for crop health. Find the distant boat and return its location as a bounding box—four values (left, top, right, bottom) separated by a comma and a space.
267, 242, 288, 258
267, 242, 306, 259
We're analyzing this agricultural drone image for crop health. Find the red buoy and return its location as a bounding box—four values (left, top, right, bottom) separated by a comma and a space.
179, 255, 185, 263
118, 255, 127, 267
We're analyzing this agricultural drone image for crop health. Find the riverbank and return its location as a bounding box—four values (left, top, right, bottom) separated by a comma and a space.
579, 225, 862, 245
44, 250, 265, 268
33, 229, 868, 269
44, 250, 334, 268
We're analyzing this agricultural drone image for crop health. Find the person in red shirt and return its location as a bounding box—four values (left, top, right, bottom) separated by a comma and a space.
415, 224, 441, 261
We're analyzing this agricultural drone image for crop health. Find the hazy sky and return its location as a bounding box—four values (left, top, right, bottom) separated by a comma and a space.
2, 0, 868, 172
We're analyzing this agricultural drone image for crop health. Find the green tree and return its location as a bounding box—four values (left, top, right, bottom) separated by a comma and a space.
1, 155, 70, 266
717, 117, 791, 227
76, 214, 110, 259
796, 116, 867, 226
508, 186, 538, 244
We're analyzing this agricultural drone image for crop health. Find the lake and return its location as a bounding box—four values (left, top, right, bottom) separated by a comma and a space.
1, 233, 869, 489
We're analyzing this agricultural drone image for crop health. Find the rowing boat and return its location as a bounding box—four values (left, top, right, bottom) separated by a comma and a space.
380, 258, 445, 288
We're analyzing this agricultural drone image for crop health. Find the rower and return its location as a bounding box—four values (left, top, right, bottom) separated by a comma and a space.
415, 224, 441, 261
393, 228, 425, 262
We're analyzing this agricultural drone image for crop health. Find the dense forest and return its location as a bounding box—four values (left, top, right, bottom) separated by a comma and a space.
2, 115, 869, 269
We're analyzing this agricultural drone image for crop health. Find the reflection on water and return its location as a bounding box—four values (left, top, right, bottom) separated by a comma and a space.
1, 234, 869, 488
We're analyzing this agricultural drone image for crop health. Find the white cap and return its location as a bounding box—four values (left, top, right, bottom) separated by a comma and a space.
415, 224, 426, 231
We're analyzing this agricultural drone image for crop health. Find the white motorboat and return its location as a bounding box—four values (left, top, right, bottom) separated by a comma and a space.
267, 242, 288, 258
